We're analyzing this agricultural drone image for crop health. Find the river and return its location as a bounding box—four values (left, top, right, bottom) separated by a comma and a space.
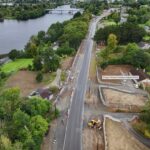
0, 5, 79, 54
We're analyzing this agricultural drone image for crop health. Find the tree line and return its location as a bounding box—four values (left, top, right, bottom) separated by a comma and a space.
94, 22, 146, 44
75, 0, 108, 15
127, 5, 150, 25
0, 3, 56, 20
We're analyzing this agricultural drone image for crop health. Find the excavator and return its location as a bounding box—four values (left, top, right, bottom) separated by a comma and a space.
88, 119, 102, 129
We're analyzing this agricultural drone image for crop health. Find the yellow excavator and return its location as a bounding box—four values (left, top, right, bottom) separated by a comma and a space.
88, 119, 101, 129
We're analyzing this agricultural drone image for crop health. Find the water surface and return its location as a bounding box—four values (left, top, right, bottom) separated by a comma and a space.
0, 5, 78, 54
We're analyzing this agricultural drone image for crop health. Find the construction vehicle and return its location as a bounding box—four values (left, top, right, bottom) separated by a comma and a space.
88, 119, 102, 129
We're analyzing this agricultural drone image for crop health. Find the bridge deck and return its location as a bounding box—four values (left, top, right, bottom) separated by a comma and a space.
46, 9, 80, 11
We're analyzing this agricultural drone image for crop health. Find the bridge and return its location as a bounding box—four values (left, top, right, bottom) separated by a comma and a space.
46, 9, 82, 14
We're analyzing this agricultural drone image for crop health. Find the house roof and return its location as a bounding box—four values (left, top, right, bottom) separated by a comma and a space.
138, 42, 150, 49
130, 68, 150, 82
138, 42, 145, 47
36, 88, 52, 100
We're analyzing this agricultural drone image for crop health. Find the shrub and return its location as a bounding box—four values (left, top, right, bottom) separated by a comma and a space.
33, 55, 42, 71
61, 71, 66, 82
8, 49, 20, 60
28, 64, 32, 71
49, 86, 59, 94
0, 72, 6, 79
54, 108, 60, 118
36, 72, 43, 82
100, 61, 109, 69
73, 12, 81, 19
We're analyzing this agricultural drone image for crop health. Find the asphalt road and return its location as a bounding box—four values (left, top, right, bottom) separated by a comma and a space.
63, 10, 111, 150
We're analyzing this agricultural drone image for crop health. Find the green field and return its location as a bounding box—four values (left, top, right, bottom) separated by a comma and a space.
1, 59, 33, 73
103, 20, 117, 26
143, 35, 150, 42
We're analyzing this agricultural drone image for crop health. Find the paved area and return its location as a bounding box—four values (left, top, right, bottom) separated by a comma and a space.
63, 11, 111, 150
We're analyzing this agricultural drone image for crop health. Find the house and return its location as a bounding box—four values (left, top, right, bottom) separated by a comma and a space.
144, 26, 150, 33
29, 88, 53, 100
138, 42, 150, 50
130, 68, 150, 89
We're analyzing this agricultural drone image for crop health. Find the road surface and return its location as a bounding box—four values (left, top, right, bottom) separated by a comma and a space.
63, 10, 111, 150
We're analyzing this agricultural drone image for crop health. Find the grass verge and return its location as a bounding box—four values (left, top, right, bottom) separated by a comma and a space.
1, 59, 33, 73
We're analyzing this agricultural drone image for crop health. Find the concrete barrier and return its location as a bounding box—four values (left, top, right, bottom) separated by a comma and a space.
99, 86, 109, 106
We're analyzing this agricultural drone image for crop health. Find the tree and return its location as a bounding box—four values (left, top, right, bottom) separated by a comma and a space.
125, 43, 139, 54
36, 72, 43, 82
100, 48, 110, 61
73, 12, 81, 19
107, 34, 118, 51
37, 31, 45, 40
123, 43, 139, 64
0, 71, 6, 79
25, 42, 37, 57
61, 20, 88, 49
138, 0, 150, 5
0, 13, 3, 19
42, 49, 60, 72
18, 128, 35, 149
124, 0, 137, 5
47, 22, 64, 43
132, 51, 150, 68
22, 97, 50, 117
12, 109, 30, 130
56, 42, 75, 56
30, 115, 48, 147
108, 12, 120, 23
8, 49, 20, 60
0, 135, 13, 150
10, 109, 30, 140
120, 43, 150, 68
0, 135, 23, 150
0, 88, 21, 120
33, 55, 42, 71
127, 15, 138, 23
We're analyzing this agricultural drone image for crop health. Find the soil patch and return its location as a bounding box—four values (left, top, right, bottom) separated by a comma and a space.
100, 65, 133, 83
105, 118, 149, 150
103, 89, 147, 106
6, 70, 54, 97
83, 128, 104, 150
61, 57, 74, 70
